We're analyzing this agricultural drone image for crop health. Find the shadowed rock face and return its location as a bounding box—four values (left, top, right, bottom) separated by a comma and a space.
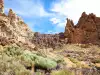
64, 12, 100, 44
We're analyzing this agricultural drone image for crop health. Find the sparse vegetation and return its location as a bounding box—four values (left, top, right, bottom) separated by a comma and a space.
68, 57, 81, 67
0, 54, 31, 75
0, 45, 64, 75
51, 70, 75, 75
0, 44, 100, 75
92, 59, 100, 63
4, 45, 23, 56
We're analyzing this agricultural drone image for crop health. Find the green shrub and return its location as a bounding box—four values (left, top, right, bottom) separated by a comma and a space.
47, 55, 64, 63
37, 49, 64, 64
21, 50, 57, 69
21, 51, 36, 67
0, 47, 31, 75
35, 55, 57, 69
4, 46, 23, 57
0, 57, 31, 75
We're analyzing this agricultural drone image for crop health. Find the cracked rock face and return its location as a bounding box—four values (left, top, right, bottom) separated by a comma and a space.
0, 9, 35, 49
64, 12, 100, 44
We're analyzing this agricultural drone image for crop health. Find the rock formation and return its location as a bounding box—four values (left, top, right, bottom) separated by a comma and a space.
32, 32, 68, 49
0, 0, 4, 13
64, 12, 100, 44
0, 8, 35, 49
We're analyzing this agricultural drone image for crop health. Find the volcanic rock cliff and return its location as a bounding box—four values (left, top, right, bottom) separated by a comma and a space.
32, 32, 68, 49
0, 9, 35, 49
64, 12, 100, 45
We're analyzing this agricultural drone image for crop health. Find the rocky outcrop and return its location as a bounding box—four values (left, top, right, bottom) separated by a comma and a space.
64, 12, 100, 44
0, 0, 4, 13
0, 9, 35, 49
32, 32, 68, 49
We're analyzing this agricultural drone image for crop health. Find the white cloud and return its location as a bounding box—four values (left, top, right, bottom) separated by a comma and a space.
49, 0, 100, 33
5, 0, 51, 17
57, 22, 66, 27
50, 18, 61, 24
51, 0, 100, 23
50, 17, 66, 28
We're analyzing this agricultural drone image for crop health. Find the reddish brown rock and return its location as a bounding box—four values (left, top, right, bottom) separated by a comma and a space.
0, 0, 4, 13
64, 12, 100, 44
32, 32, 67, 49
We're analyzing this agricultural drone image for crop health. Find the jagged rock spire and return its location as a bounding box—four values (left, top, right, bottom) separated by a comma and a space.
8, 9, 16, 18
64, 12, 100, 44
0, 0, 4, 13
64, 18, 74, 37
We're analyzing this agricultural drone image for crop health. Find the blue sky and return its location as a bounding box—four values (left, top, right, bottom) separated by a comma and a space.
4, 0, 100, 34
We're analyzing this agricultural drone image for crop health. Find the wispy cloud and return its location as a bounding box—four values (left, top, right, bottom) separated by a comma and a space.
5, 0, 100, 34
51, 0, 100, 23
4, 0, 54, 33
5, 0, 51, 18
50, 17, 66, 28
48, 0, 100, 33
50, 18, 61, 24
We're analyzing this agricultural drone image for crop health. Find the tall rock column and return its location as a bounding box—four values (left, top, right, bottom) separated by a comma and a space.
0, 0, 4, 13
64, 18, 75, 43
